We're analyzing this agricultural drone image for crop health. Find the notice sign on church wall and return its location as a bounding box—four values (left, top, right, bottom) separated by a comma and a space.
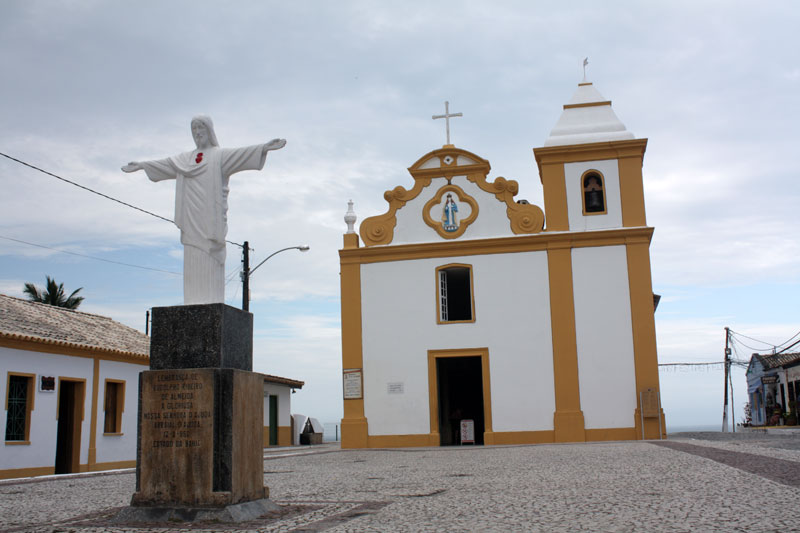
343, 369, 363, 400
387, 382, 404, 394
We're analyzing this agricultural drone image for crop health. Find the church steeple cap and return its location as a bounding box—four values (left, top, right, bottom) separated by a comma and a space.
544, 81, 635, 147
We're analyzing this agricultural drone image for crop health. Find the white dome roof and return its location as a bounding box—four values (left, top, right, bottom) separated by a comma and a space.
544, 82, 634, 147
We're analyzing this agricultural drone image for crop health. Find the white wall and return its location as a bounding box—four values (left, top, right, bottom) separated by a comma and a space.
1, 347, 92, 471
360, 251, 555, 436
1, 347, 145, 473
263, 382, 292, 427
564, 159, 623, 231
571, 246, 637, 429
95, 359, 144, 464
392, 175, 517, 245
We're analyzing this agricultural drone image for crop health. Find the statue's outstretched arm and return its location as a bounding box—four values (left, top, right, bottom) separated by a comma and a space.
263, 138, 287, 152
121, 162, 143, 173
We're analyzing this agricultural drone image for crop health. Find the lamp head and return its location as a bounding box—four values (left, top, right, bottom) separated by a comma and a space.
298, 245, 310, 252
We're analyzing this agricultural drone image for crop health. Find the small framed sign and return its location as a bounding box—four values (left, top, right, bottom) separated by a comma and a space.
459, 419, 475, 445
343, 369, 363, 400
387, 382, 404, 394
39, 376, 55, 392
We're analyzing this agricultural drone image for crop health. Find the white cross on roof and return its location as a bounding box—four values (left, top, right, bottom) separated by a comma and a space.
432, 101, 463, 146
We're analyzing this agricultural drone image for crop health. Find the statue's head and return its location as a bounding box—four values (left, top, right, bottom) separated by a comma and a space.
191, 115, 219, 149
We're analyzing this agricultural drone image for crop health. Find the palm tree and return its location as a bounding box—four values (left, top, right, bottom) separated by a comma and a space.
23, 276, 84, 309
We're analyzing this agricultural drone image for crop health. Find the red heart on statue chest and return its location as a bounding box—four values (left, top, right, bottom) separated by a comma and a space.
195, 153, 203, 164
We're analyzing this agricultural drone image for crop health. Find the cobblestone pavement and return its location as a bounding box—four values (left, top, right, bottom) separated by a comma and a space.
1, 434, 799, 532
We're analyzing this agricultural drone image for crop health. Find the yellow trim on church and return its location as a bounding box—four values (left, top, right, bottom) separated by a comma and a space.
359, 146, 543, 246
340, 234, 368, 448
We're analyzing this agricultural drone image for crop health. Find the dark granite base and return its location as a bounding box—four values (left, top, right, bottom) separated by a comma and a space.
150, 303, 253, 370
111, 498, 280, 524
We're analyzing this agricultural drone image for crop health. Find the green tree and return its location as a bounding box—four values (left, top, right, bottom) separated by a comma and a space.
23, 276, 84, 309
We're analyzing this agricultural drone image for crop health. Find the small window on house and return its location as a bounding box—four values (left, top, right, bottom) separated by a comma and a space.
5, 373, 34, 442
103, 380, 125, 434
437, 265, 474, 323
582, 172, 606, 214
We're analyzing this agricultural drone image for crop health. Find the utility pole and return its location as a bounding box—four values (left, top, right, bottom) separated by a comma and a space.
729, 364, 736, 433
722, 326, 730, 432
241, 241, 250, 312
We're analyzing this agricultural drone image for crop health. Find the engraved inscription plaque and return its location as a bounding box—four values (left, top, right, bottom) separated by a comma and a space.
343, 369, 363, 400
138, 370, 215, 504
640, 388, 660, 418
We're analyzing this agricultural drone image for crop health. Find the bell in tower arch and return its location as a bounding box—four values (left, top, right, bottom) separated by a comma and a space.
583, 173, 605, 213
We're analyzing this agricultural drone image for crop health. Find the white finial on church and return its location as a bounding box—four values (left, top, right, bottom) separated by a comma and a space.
344, 199, 357, 234
432, 101, 463, 146
582, 57, 589, 82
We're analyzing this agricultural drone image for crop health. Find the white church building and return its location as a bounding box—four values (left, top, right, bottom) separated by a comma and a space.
339, 80, 665, 448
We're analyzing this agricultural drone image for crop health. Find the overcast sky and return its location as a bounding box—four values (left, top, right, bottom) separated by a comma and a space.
1, 1, 798, 430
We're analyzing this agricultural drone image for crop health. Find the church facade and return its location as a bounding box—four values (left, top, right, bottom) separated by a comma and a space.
339, 81, 665, 448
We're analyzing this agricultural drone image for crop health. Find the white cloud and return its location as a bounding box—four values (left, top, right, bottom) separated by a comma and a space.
2, 2, 798, 429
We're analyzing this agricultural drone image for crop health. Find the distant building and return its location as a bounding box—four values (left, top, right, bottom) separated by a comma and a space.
0, 294, 149, 479
339, 81, 664, 448
746, 352, 800, 425
263, 374, 304, 446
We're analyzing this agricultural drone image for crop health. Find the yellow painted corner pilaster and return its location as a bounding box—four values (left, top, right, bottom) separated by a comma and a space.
618, 153, 647, 227
340, 242, 368, 447
554, 411, 586, 443
343, 233, 360, 249
88, 357, 100, 469
340, 417, 368, 448
626, 241, 665, 439
634, 409, 667, 440
547, 245, 585, 443
538, 162, 569, 231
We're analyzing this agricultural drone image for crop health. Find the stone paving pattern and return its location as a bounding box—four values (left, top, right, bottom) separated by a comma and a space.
1, 433, 799, 532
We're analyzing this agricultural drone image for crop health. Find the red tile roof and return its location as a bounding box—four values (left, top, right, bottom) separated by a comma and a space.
0, 294, 149, 359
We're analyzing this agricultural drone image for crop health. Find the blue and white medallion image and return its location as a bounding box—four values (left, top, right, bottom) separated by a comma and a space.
441, 193, 459, 232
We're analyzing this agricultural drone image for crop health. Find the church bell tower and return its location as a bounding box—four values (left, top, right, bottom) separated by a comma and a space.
533, 79, 664, 441
534, 81, 648, 233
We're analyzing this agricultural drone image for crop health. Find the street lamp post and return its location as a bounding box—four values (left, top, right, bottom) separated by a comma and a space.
241, 244, 310, 311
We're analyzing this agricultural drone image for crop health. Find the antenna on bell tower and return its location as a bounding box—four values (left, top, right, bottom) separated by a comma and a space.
582, 57, 589, 83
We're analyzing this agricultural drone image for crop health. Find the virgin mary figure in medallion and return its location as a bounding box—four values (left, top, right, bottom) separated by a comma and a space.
441, 193, 459, 232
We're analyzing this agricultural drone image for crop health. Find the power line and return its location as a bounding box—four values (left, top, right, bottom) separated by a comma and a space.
659, 362, 725, 366
775, 337, 800, 355
0, 235, 181, 276
0, 151, 174, 224
728, 329, 777, 350
0, 151, 242, 247
730, 328, 800, 356
775, 329, 800, 349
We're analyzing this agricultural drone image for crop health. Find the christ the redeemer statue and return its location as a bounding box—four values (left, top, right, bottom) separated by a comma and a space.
122, 115, 286, 305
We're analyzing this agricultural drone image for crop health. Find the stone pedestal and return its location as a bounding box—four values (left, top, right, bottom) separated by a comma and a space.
149, 303, 254, 371
116, 304, 276, 523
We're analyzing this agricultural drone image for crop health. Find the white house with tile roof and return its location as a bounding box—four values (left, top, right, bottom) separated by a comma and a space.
262, 373, 304, 447
0, 294, 309, 478
0, 294, 150, 480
